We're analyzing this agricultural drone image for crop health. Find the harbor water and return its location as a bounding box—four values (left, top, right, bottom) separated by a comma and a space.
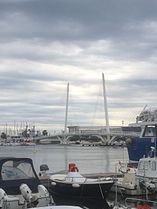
0, 144, 129, 208
0, 144, 128, 174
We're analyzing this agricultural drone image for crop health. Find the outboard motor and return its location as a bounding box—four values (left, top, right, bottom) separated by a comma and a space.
20, 183, 53, 207
39, 164, 49, 176
20, 183, 39, 207
38, 185, 49, 197
37, 185, 53, 206
20, 184, 34, 207
20, 184, 32, 202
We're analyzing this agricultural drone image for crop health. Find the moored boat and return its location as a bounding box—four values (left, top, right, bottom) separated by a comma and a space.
112, 161, 156, 196
136, 147, 157, 191
127, 123, 157, 163
48, 163, 115, 201
126, 108, 157, 163
0, 157, 54, 209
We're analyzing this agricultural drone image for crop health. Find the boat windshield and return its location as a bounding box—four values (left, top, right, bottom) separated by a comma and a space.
138, 161, 149, 171
143, 125, 157, 137
152, 161, 157, 171
1, 160, 36, 180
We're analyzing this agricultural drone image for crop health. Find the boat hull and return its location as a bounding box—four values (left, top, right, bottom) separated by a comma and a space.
49, 180, 114, 200
127, 137, 157, 162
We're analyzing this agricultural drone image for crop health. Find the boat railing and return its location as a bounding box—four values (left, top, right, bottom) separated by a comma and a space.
125, 197, 157, 208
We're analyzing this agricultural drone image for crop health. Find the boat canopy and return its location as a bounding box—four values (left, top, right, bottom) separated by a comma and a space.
0, 157, 40, 195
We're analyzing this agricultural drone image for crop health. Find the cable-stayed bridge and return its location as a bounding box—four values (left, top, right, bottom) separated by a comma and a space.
33, 125, 141, 145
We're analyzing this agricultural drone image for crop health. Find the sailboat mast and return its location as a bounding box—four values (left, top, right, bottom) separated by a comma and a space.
102, 73, 110, 136
64, 82, 69, 136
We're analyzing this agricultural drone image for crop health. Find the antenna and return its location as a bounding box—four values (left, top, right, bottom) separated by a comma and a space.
141, 105, 147, 113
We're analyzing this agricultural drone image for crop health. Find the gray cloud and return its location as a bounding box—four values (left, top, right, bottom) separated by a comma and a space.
0, 0, 157, 131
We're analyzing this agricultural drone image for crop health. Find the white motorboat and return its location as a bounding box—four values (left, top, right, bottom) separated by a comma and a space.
112, 159, 156, 196
136, 146, 157, 191
0, 157, 54, 209
112, 165, 145, 196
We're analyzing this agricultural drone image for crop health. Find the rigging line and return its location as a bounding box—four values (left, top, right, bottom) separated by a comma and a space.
90, 81, 102, 126
99, 183, 105, 200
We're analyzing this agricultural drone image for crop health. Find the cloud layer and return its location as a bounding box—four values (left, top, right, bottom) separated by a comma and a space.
0, 0, 157, 132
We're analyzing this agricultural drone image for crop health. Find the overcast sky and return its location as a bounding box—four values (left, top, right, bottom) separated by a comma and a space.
0, 0, 157, 132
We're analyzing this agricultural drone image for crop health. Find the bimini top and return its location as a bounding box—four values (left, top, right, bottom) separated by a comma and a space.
0, 157, 40, 195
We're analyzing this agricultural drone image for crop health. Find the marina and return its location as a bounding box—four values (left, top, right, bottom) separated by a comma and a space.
0, 144, 128, 208
1, 104, 157, 208
0, 143, 157, 209
1, 0, 157, 208
0, 78, 157, 208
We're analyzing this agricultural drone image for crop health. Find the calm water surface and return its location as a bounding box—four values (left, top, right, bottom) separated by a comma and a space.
0, 144, 128, 174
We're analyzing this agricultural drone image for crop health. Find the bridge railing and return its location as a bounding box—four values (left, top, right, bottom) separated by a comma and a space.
65, 130, 140, 137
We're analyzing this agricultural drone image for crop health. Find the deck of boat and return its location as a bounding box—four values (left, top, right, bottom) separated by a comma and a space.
39, 172, 122, 188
